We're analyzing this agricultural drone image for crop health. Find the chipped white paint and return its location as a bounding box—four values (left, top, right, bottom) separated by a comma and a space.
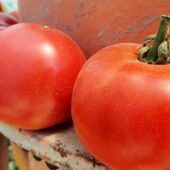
0, 123, 110, 170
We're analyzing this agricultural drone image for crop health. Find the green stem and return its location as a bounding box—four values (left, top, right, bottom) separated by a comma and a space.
145, 15, 170, 62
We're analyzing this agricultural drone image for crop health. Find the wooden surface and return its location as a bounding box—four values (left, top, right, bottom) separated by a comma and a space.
0, 122, 109, 170
0, 133, 9, 170
11, 143, 29, 170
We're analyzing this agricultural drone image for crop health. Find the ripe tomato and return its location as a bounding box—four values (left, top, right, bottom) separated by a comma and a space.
0, 12, 18, 26
72, 43, 170, 169
9, 11, 19, 20
0, 12, 18, 31
0, 23, 85, 130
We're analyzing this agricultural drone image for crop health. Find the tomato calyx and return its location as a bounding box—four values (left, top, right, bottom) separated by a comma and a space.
138, 15, 170, 64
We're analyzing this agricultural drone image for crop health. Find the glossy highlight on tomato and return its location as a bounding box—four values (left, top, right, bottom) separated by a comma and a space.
72, 43, 170, 169
0, 23, 85, 130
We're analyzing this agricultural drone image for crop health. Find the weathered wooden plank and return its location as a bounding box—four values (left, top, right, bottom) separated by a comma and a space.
0, 133, 9, 170
11, 143, 29, 170
0, 123, 109, 170
28, 152, 62, 170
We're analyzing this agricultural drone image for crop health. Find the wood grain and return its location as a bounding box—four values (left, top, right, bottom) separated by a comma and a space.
0, 133, 9, 170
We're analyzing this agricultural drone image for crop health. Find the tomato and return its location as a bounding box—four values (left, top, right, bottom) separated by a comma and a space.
72, 42, 170, 169
9, 11, 19, 20
0, 23, 85, 130
0, 12, 18, 31
0, 12, 18, 27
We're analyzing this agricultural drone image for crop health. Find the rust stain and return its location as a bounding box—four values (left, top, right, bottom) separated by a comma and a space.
18, 128, 22, 132
75, 149, 106, 167
56, 147, 68, 157
50, 143, 71, 158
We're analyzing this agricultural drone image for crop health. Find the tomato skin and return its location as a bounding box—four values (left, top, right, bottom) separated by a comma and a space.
0, 12, 18, 26
9, 11, 19, 20
72, 43, 170, 169
0, 23, 85, 130
0, 12, 18, 31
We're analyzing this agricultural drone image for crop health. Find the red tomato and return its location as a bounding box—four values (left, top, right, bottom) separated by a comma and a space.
10, 11, 19, 20
0, 12, 18, 31
0, 23, 85, 130
0, 12, 18, 26
72, 43, 170, 169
